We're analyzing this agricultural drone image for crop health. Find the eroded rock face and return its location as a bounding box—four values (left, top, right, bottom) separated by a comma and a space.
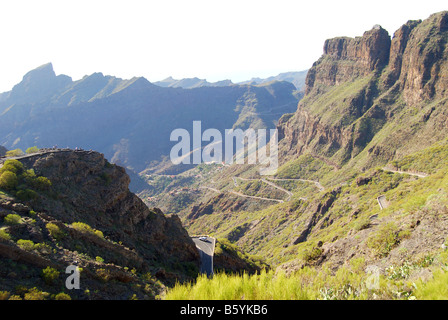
279, 11, 448, 168
306, 26, 391, 94
398, 12, 448, 105
383, 20, 421, 88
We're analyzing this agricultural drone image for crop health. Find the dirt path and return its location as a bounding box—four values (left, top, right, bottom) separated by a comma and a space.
232, 176, 292, 201
228, 190, 284, 203
266, 177, 325, 192
200, 184, 285, 203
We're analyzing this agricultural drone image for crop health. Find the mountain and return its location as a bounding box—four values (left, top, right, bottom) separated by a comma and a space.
0, 63, 72, 105
239, 70, 308, 91
154, 76, 233, 89
155, 11, 448, 299
278, 11, 448, 172
0, 65, 300, 180
154, 71, 309, 91
2, 10, 448, 301
0, 149, 268, 299
0, 149, 201, 299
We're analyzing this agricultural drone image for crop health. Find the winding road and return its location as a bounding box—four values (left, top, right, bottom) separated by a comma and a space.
192, 236, 215, 277
376, 167, 428, 210
204, 175, 324, 203
382, 167, 429, 178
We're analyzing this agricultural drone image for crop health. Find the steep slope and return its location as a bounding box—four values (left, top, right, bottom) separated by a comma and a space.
0, 149, 200, 299
169, 11, 448, 277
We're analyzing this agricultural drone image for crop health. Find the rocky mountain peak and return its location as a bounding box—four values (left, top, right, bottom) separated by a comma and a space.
22, 62, 56, 81
306, 25, 391, 95
322, 25, 390, 68
8, 63, 72, 104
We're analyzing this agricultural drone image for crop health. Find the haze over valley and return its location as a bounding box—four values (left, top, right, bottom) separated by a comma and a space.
1, 5, 448, 303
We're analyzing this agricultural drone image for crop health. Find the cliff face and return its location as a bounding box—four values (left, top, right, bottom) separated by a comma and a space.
279, 11, 448, 169
397, 13, 448, 105
306, 26, 391, 94
0, 150, 200, 299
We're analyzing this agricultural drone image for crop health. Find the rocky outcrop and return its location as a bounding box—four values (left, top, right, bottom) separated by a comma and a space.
383, 20, 421, 88
305, 26, 390, 95
398, 12, 448, 105
0, 145, 6, 157
279, 11, 448, 169
19, 150, 200, 270
0, 150, 200, 299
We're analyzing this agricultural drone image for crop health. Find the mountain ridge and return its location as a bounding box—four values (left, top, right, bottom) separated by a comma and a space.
278, 11, 448, 172
0, 64, 301, 179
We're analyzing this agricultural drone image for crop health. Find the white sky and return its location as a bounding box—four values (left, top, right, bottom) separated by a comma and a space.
0, 0, 446, 92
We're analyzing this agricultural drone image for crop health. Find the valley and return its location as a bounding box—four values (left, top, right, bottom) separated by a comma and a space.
1, 9, 448, 301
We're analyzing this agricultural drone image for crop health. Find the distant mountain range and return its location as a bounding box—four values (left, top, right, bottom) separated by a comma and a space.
153, 71, 307, 91
0, 63, 301, 182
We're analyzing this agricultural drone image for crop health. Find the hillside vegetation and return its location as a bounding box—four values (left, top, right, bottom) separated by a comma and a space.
163, 11, 448, 300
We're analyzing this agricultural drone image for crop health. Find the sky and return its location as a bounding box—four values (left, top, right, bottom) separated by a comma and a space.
0, 0, 446, 92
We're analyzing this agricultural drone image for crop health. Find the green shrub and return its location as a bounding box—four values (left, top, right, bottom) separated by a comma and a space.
71, 221, 104, 239
71, 221, 94, 233
0, 161, 51, 195
25, 146, 39, 154
32, 176, 52, 191
23, 287, 48, 300
0, 229, 11, 241
366, 222, 400, 257
353, 217, 371, 231
0, 291, 10, 300
41, 267, 60, 285
94, 230, 104, 239
16, 189, 38, 201
5, 149, 24, 157
17, 239, 35, 251
34, 243, 52, 255
0, 171, 18, 190
54, 292, 71, 300
4, 213, 22, 225
95, 268, 112, 282
21, 169, 36, 182
46, 223, 65, 240
0, 291, 11, 300
0, 160, 24, 175
301, 246, 323, 262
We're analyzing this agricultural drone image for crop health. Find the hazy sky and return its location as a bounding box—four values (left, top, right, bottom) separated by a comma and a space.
0, 0, 446, 92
